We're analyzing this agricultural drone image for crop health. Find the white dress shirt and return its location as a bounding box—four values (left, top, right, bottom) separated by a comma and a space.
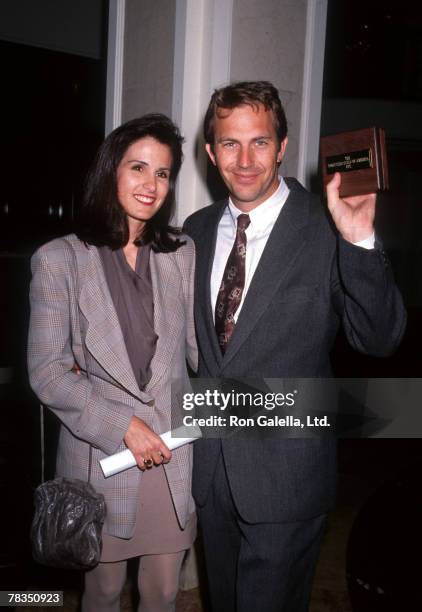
210, 178, 289, 322
210, 177, 375, 322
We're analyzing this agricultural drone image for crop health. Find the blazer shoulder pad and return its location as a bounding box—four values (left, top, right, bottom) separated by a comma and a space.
33, 233, 77, 259
31, 234, 91, 275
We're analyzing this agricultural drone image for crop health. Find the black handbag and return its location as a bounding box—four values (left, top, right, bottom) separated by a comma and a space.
31, 476, 106, 570
31, 406, 106, 570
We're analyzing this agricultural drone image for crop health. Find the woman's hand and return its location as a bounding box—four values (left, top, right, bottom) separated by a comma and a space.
123, 416, 172, 470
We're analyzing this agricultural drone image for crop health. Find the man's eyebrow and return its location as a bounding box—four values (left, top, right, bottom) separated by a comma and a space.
216, 135, 273, 143
252, 135, 273, 141
216, 137, 239, 143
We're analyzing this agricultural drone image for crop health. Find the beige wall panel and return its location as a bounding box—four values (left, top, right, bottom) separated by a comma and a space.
122, 0, 176, 121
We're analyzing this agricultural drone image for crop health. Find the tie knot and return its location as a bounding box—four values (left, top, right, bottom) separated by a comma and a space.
237, 214, 250, 231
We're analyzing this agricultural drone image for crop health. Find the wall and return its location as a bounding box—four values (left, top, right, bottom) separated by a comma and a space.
121, 0, 176, 121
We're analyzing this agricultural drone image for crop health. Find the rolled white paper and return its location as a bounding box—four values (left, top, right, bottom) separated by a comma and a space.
99, 425, 202, 478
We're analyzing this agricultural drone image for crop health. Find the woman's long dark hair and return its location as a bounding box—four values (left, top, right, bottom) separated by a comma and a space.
76, 114, 185, 252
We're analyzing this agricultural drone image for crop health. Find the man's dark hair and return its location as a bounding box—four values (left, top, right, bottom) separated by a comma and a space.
76, 113, 185, 252
204, 81, 288, 146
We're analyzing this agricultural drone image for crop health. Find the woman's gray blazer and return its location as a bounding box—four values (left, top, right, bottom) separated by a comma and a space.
28, 234, 197, 538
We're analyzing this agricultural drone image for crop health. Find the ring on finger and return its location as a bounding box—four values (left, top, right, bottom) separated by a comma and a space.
143, 458, 153, 468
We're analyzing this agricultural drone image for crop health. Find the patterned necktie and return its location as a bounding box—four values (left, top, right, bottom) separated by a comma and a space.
215, 213, 251, 353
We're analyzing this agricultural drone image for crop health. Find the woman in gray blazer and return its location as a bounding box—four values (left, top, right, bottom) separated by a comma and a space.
28, 114, 197, 612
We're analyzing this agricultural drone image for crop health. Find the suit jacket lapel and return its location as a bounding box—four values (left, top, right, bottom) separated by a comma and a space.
196, 201, 227, 369
78, 246, 144, 400
222, 183, 311, 367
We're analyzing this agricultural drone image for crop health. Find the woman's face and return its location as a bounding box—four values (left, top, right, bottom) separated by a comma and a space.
116, 136, 173, 234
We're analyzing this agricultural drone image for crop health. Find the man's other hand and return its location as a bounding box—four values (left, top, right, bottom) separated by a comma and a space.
326, 172, 376, 244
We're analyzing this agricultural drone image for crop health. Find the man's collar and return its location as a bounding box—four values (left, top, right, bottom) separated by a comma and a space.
227, 177, 290, 231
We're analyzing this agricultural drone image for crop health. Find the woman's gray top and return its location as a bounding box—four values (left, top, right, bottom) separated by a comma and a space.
99, 245, 158, 390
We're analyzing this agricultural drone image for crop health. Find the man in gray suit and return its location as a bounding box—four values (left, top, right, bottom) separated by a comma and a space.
184, 81, 406, 611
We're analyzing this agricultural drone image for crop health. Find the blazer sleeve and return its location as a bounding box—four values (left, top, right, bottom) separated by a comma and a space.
333, 237, 407, 356
28, 246, 134, 455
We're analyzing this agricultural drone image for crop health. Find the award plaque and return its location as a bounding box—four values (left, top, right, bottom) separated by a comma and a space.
320, 127, 389, 197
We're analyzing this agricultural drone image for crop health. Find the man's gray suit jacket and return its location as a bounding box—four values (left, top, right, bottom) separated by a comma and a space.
184, 177, 406, 524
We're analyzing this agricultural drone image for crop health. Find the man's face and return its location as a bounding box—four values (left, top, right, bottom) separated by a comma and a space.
206, 103, 288, 212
